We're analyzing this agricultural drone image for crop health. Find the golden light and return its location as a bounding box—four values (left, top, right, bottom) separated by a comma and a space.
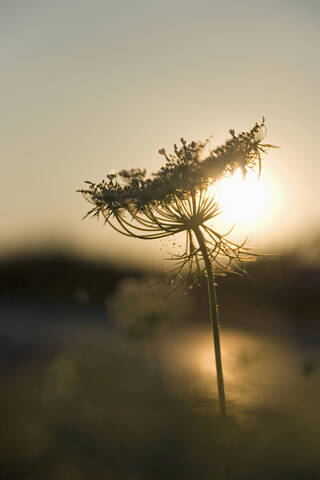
207, 167, 275, 234
219, 169, 269, 223
187, 328, 293, 410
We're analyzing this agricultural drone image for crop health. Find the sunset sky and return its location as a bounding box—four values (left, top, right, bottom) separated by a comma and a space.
1, 0, 319, 266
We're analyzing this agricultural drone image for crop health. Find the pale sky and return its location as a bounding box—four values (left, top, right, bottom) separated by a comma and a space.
1, 0, 319, 266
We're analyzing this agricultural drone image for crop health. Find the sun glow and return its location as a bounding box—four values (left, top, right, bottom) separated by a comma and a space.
209, 168, 272, 231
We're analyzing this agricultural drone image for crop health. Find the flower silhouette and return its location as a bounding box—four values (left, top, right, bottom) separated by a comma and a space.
79, 119, 274, 286
79, 118, 276, 479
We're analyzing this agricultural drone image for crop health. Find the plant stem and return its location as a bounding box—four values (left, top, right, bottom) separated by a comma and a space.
193, 225, 230, 479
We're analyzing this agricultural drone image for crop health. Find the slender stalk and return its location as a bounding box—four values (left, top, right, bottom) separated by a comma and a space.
193, 225, 230, 480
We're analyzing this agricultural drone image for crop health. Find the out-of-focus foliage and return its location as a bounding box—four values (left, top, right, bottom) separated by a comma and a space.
0, 319, 319, 480
0, 251, 320, 478
107, 278, 193, 337
0, 252, 143, 304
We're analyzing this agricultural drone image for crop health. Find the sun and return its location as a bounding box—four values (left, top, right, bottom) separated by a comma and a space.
207, 168, 272, 231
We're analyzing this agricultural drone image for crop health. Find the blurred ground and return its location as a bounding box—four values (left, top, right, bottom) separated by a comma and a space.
0, 251, 319, 479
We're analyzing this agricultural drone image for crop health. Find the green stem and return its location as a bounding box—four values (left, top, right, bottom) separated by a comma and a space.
193, 225, 230, 479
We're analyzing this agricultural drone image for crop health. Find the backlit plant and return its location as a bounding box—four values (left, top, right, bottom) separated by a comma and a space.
78, 119, 275, 478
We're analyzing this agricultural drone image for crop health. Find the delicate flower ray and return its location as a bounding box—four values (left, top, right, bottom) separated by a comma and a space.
78, 119, 276, 287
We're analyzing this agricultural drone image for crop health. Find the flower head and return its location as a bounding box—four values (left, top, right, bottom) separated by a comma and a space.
78, 120, 275, 286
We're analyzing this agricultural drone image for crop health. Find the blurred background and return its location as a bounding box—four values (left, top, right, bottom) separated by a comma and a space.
1, 1, 320, 479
